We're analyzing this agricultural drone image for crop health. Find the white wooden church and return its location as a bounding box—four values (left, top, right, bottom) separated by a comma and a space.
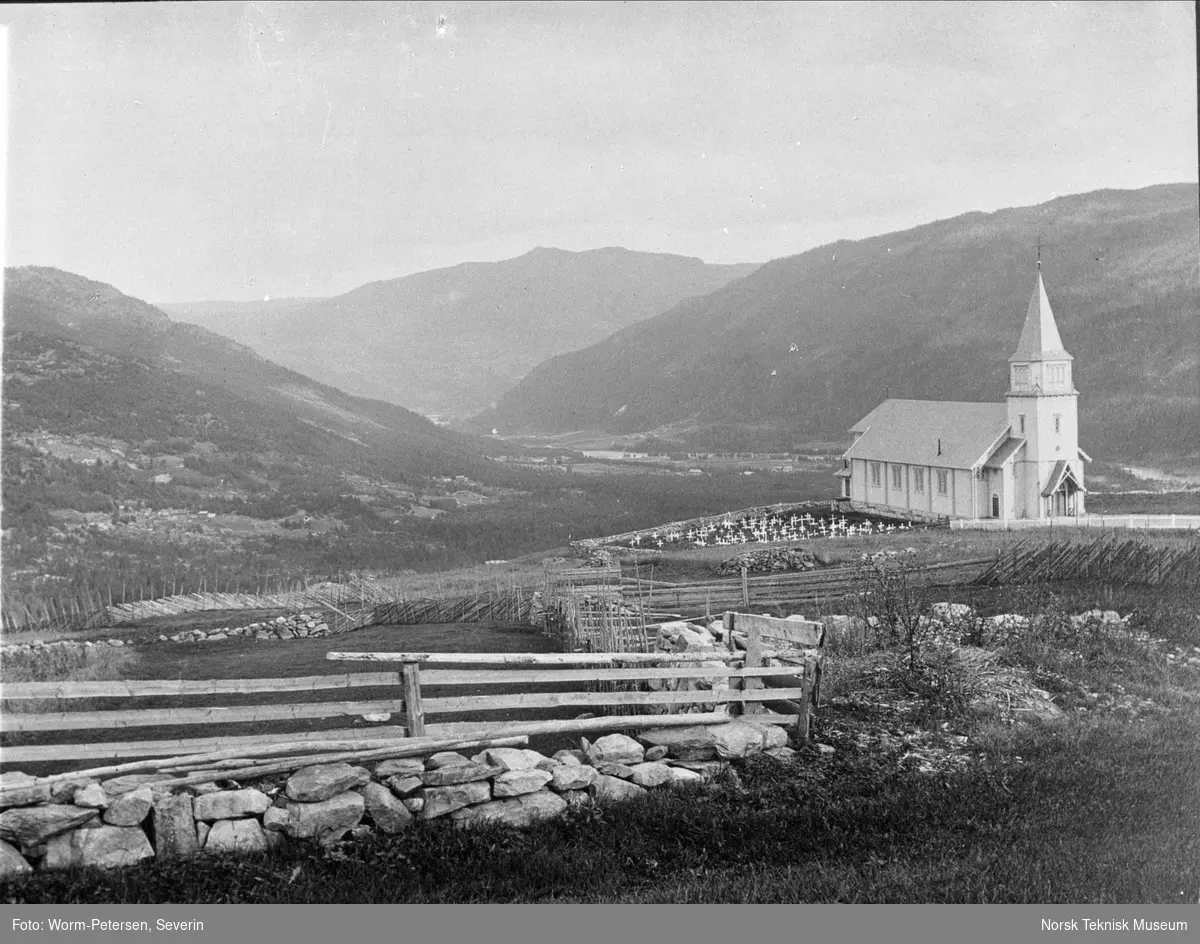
837, 265, 1090, 521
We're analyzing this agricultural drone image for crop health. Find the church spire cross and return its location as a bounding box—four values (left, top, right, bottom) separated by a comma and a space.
1031, 235, 1048, 271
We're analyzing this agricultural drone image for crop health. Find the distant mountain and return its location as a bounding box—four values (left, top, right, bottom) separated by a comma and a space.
477, 184, 1200, 464
162, 248, 759, 419
2, 266, 508, 483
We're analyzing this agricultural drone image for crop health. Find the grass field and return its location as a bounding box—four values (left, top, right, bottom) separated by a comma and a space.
3, 549, 1199, 902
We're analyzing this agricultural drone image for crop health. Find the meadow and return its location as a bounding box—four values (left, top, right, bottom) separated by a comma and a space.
3, 532, 1198, 903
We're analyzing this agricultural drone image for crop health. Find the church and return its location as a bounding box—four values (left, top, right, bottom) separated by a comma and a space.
836, 265, 1090, 521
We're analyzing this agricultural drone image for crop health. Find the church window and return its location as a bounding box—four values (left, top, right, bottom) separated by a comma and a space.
1054, 414, 1061, 434
1013, 365, 1029, 388
914, 468, 924, 493
1019, 414, 1025, 435
870, 462, 881, 486
892, 465, 903, 490
936, 470, 948, 496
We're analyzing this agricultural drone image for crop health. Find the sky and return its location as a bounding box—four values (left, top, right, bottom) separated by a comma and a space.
3, 1, 1197, 302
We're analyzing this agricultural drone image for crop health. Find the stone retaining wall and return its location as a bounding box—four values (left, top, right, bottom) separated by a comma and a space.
0, 612, 332, 656
0, 721, 793, 880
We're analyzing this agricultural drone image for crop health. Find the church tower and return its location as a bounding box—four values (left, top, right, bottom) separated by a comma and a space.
1006, 263, 1086, 518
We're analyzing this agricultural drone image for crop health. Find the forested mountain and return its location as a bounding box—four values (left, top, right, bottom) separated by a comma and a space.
478, 184, 1199, 463
1, 266, 813, 600
161, 248, 759, 419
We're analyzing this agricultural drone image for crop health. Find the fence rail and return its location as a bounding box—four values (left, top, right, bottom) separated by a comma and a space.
975, 537, 1200, 587
1, 614, 821, 773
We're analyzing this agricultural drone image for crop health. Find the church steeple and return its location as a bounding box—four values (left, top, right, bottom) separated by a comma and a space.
1010, 269, 1071, 363
1004, 262, 1085, 521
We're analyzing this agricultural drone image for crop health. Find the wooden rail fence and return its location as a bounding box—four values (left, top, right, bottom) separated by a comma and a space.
2, 614, 822, 772
974, 537, 1200, 588
539, 558, 991, 645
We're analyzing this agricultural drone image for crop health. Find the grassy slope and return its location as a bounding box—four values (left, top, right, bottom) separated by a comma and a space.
3, 563, 1198, 903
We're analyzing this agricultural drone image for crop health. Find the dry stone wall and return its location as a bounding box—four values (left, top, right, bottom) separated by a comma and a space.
0, 721, 795, 880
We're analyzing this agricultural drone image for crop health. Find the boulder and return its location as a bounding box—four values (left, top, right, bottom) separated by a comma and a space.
492, 769, 554, 797
285, 764, 370, 802
422, 781, 491, 820
709, 720, 788, 759
596, 763, 635, 780
674, 630, 716, 653
637, 725, 718, 761
481, 747, 540, 772
360, 782, 413, 834
47, 780, 90, 804
43, 825, 154, 871
668, 760, 731, 781
550, 764, 598, 793
101, 774, 175, 797
454, 791, 567, 830
205, 819, 269, 854
422, 763, 502, 787
560, 789, 591, 808
194, 788, 272, 821
628, 762, 672, 788
765, 746, 798, 761
0, 805, 98, 847
375, 758, 425, 778
0, 839, 32, 879
585, 733, 644, 766
644, 745, 669, 763
590, 775, 648, 803
931, 602, 974, 623
401, 797, 424, 814
261, 807, 290, 833
278, 793, 365, 844
72, 783, 110, 810
552, 750, 585, 765
385, 775, 425, 799
103, 787, 155, 826
425, 751, 470, 769
667, 767, 705, 788
153, 795, 199, 859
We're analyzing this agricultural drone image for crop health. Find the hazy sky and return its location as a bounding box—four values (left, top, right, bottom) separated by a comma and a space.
3, 1, 1196, 302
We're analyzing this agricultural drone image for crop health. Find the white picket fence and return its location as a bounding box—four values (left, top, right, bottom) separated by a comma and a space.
952, 514, 1200, 532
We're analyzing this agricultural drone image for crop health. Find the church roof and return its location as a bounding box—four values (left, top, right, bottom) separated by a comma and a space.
845, 399, 1010, 469
982, 436, 1025, 470
1010, 270, 1072, 362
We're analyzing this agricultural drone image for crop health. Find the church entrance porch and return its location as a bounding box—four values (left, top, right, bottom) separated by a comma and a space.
1042, 460, 1084, 518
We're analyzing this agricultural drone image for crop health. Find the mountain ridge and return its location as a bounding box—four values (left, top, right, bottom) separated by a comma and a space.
476, 183, 1200, 463
157, 247, 760, 418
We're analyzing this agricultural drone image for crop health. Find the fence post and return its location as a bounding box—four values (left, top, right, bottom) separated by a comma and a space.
401, 657, 427, 737
795, 662, 814, 742
741, 567, 750, 609
742, 613, 764, 717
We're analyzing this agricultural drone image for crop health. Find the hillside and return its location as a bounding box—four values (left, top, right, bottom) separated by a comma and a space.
2, 267, 504, 475
0, 267, 529, 596
478, 184, 1200, 464
161, 249, 759, 419
1, 267, 826, 601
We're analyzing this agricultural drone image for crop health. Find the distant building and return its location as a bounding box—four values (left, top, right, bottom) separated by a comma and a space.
837, 266, 1090, 521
